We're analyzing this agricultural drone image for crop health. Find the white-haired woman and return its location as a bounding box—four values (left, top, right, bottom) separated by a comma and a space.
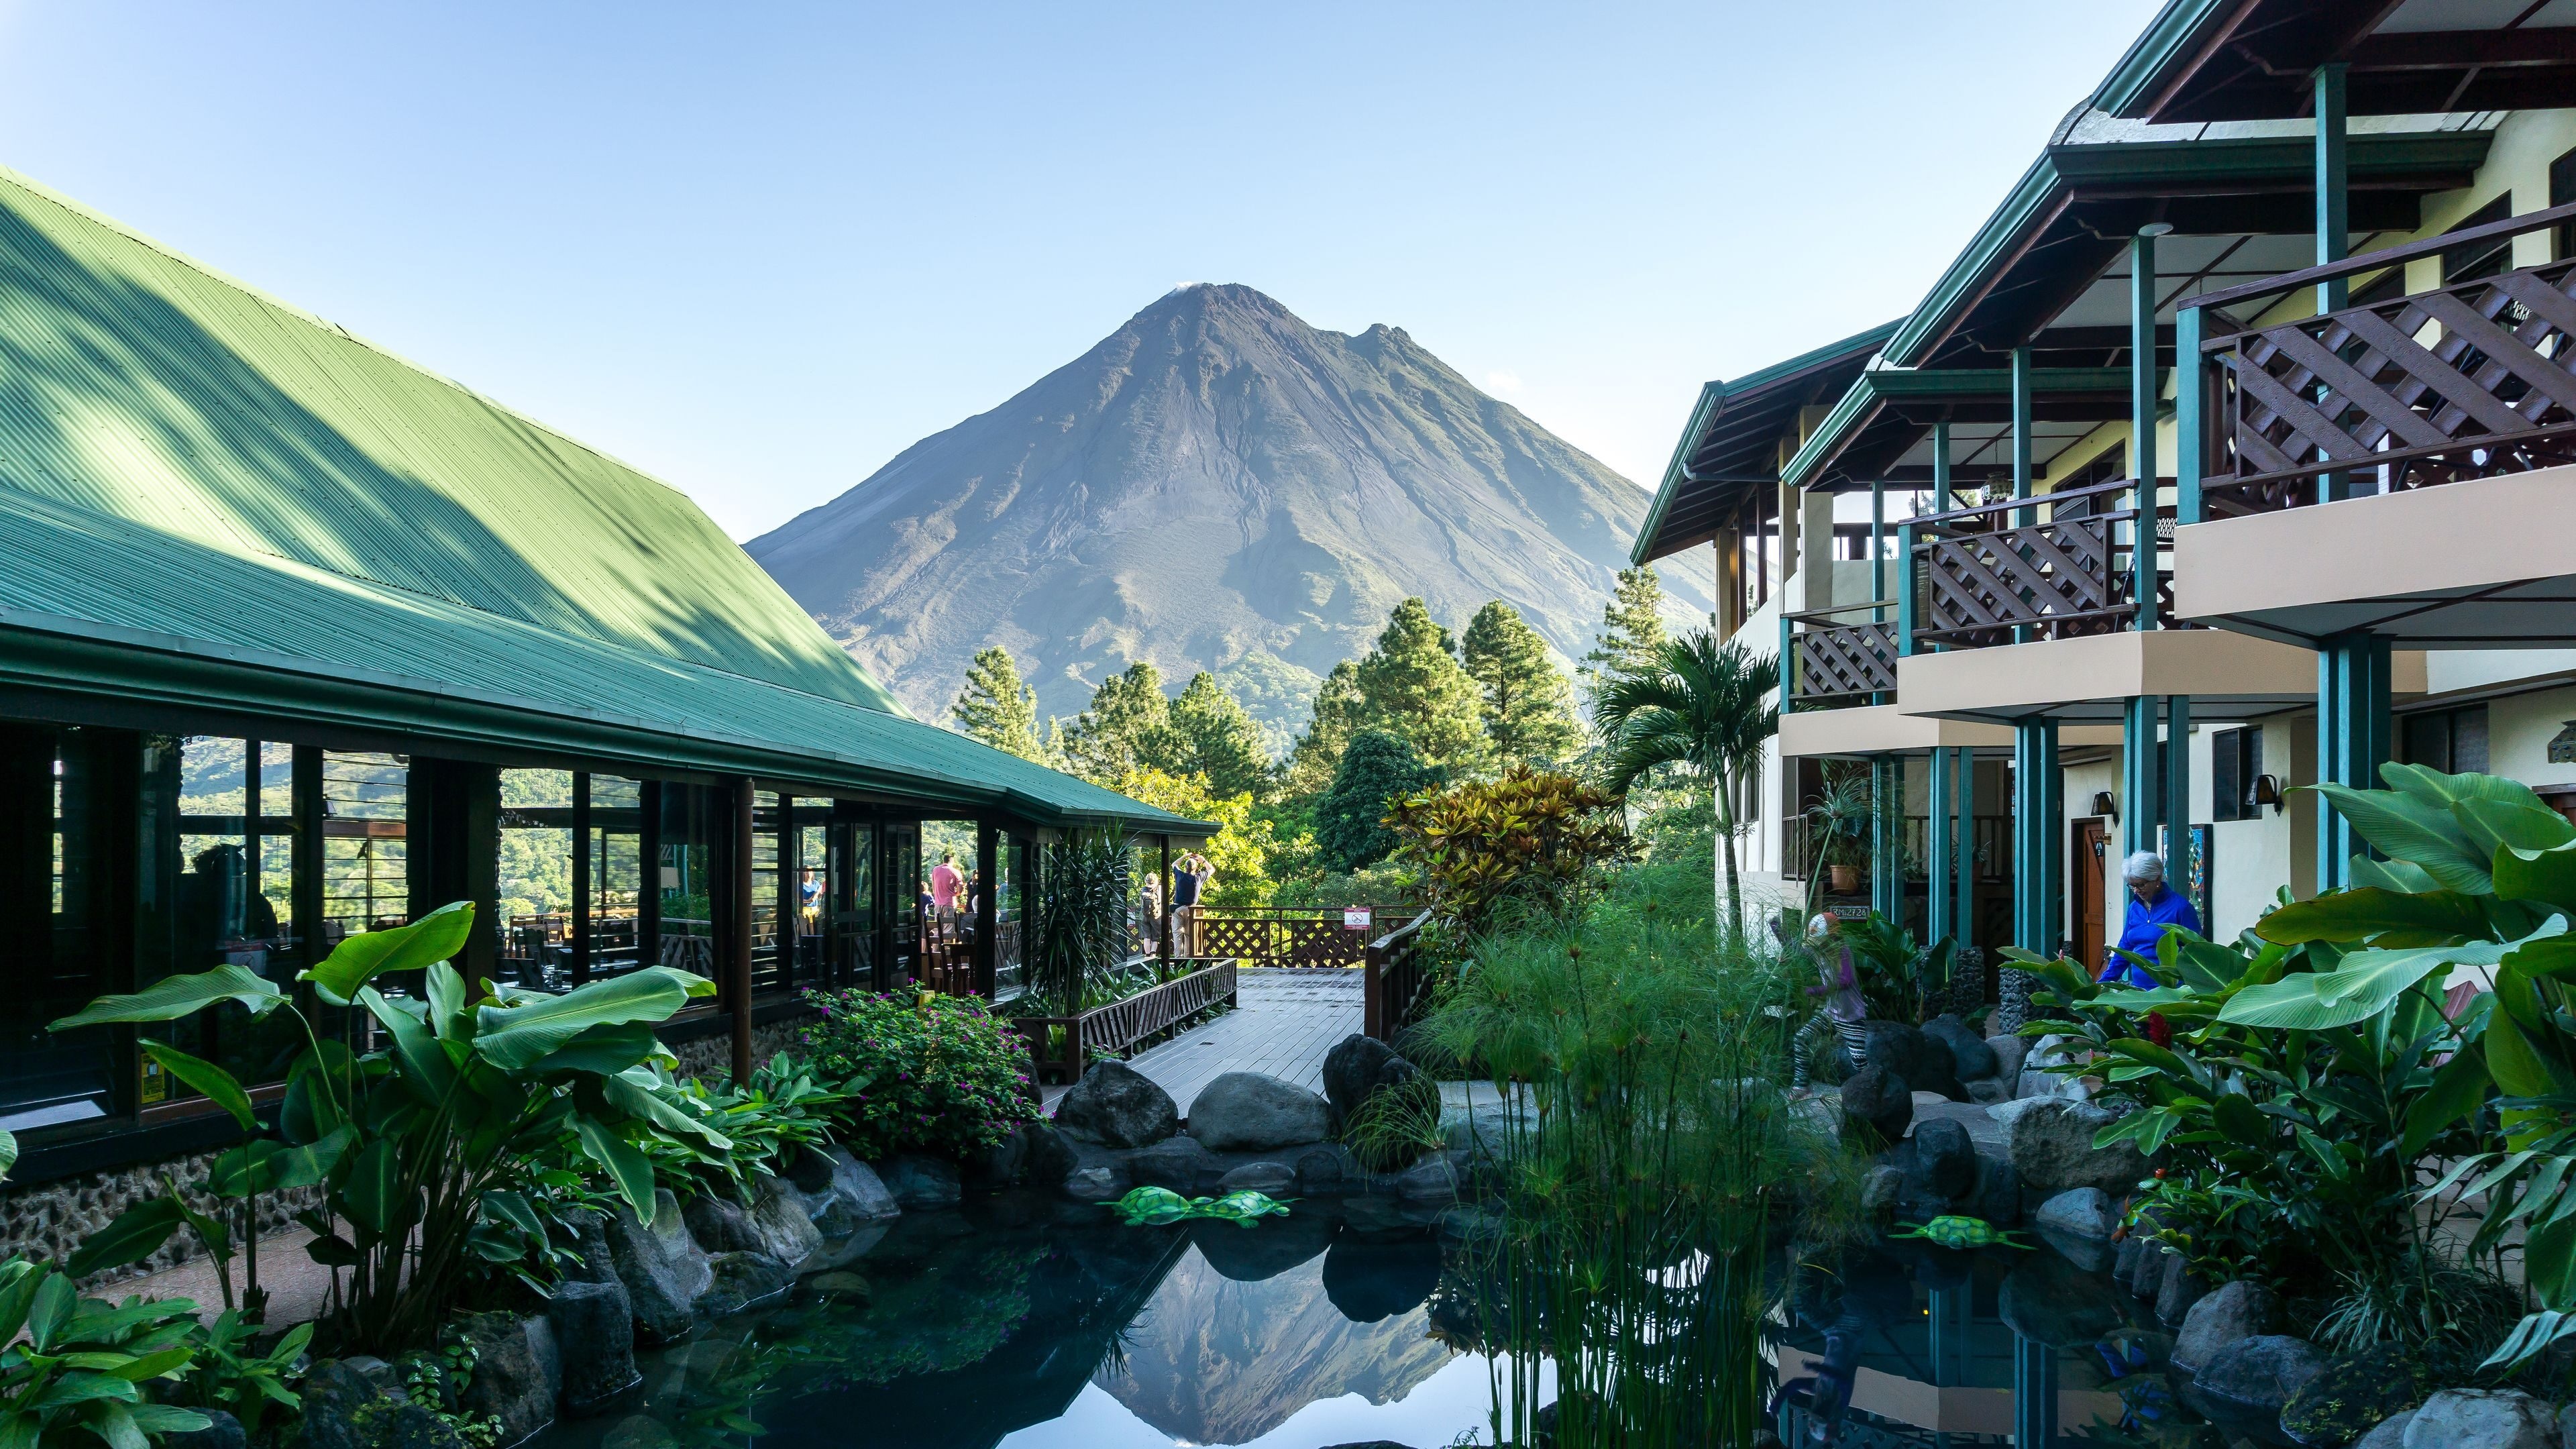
2107, 850, 2201, 987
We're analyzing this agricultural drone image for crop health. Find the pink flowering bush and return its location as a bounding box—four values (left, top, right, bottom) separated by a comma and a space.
796, 988, 1036, 1161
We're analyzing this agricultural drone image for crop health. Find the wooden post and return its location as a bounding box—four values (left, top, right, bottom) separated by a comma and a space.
292, 745, 323, 969
570, 771, 592, 985
973, 820, 998, 998
1158, 834, 1174, 964
731, 777, 755, 1086
638, 780, 663, 974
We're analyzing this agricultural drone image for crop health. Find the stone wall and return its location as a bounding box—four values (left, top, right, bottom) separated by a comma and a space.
669, 1014, 816, 1083
0, 1146, 324, 1286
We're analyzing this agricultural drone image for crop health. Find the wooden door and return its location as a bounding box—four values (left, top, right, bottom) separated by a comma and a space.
2073, 819, 2108, 973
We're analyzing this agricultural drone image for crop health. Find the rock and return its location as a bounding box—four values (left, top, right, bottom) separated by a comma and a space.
2033, 1187, 2120, 1241
1860, 1165, 1903, 1220
603, 1189, 712, 1344
2357, 1409, 2416, 1449
2402, 1389, 2557, 1449
1128, 1136, 1223, 1195
964, 1125, 1032, 1187
1987, 1034, 2029, 1087
1965, 1077, 2013, 1105
1909, 1118, 1976, 1201
1322, 1034, 1421, 1125
547, 1279, 639, 1412
453, 1312, 557, 1447
1295, 1146, 1357, 1195
1837, 1063, 1913, 1144
1053, 1060, 1179, 1148
1322, 1236, 1440, 1323
1992, 967, 2038, 1036
1395, 1153, 1460, 1203
879, 1155, 961, 1209
820, 1149, 901, 1222
748, 1178, 826, 1267
1191, 1210, 1334, 1282
1862, 1021, 1962, 1099
1924, 1014, 1998, 1080
1217, 1161, 1298, 1195
693, 1251, 794, 1318
168, 1409, 244, 1449
1061, 1163, 1130, 1201
2194, 1334, 2327, 1417
299, 1364, 392, 1449
1021, 1124, 1079, 1192
1968, 1150, 2022, 1227
2154, 1252, 2204, 1327
681, 1195, 758, 1254
2282, 1344, 2418, 1448
1998, 1252, 2126, 1347
2006, 1099, 2149, 1195
2172, 1279, 2281, 1374
2128, 1239, 2167, 1300
1187, 1073, 1334, 1151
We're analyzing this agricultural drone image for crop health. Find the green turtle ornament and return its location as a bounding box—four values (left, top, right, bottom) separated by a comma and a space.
1889, 1215, 2037, 1250
1104, 1185, 1293, 1227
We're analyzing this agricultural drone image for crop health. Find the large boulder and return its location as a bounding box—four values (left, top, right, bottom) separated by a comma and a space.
1322, 1236, 1440, 1324
1053, 1061, 1179, 1148
547, 1279, 639, 1413
820, 1148, 902, 1222
1908, 1118, 1976, 1201
693, 1250, 795, 1319
2153, 1251, 2205, 1328
879, 1156, 962, 1210
1128, 1136, 1223, 1195
1923, 1015, 1997, 1081
1218, 1161, 1297, 1195
2282, 1344, 2418, 1448
1862, 1021, 1961, 1099
2004, 1099, 2149, 1194
1395, 1152, 1460, 1203
1188, 1073, 1334, 1151
681, 1196, 758, 1254
453, 1313, 558, 1448
603, 1189, 712, 1344
1998, 1252, 2125, 1347
1323, 1034, 1421, 1124
2172, 1279, 2280, 1374
747, 1178, 826, 1267
2358, 1411, 2417, 1449
2033, 1187, 2121, 1242
298, 1361, 396, 1449
1986, 1034, 2029, 1091
1061, 1163, 1130, 1201
1837, 1063, 1912, 1144
1021, 1124, 1079, 1193
2402, 1390, 2558, 1449
2194, 1335, 2327, 1418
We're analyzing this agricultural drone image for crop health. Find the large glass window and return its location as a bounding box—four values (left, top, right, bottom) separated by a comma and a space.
993, 830, 1029, 1004
791, 804, 826, 986
322, 751, 407, 944
920, 820, 977, 996
751, 792, 783, 993
586, 775, 644, 980
830, 817, 877, 991
0, 726, 118, 1133
657, 784, 721, 982
498, 769, 573, 987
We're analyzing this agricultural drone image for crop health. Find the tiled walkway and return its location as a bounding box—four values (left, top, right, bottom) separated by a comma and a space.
1044, 967, 1366, 1114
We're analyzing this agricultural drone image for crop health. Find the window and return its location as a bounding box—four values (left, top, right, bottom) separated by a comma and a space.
2403, 704, 2489, 775
498, 769, 573, 988
2212, 727, 2263, 821
142, 735, 306, 1103
2442, 196, 2515, 286
0, 726, 119, 1133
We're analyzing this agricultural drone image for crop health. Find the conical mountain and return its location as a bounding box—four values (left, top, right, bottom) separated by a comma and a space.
748, 283, 1709, 739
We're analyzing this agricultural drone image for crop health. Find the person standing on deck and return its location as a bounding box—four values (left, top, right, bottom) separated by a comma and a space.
930, 851, 963, 916
2106, 851, 2200, 988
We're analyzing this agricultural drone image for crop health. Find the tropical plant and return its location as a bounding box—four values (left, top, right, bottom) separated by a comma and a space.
460, 1148, 621, 1303
1316, 730, 1443, 872
173, 1312, 309, 1442
50, 902, 722, 1354
1591, 631, 1779, 946
634, 1054, 850, 1202
1024, 829, 1136, 1014
0, 1258, 208, 1449
1800, 762, 1874, 908
1385, 765, 1631, 936
1839, 912, 1955, 1024
1340, 1073, 1446, 1173
795, 989, 1034, 1161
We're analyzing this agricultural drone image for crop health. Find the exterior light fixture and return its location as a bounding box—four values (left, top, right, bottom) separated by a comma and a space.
2139, 222, 2176, 237
2091, 790, 2118, 822
2252, 774, 2288, 816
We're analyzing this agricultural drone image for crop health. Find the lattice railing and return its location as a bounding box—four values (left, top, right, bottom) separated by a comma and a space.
1786, 611, 1898, 704
1911, 478, 2149, 650
1185, 906, 1405, 967
1010, 957, 1239, 1085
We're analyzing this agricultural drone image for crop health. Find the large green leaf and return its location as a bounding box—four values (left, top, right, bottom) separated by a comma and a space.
299, 902, 476, 1008
63, 1200, 186, 1279
2531, 1213, 2576, 1311
574, 1116, 656, 1214
2350, 855, 2445, 894
2457, 796, 2576, 858
2498, 842, 2576, 916
523, 1023, 668, 1077
2256, 888, 2493, 946
2220, 926, 2557, 1030
338, 1138, 405, 1235
2316, 782, 2491, 894
602, 1069, 730, 1147
423, 961, 472, 1043
209, 1128, 350, 1197
48, 966, 288, 1031
474, 968, 715, 1072
138, 1041, 254, 1132
361, 987, 458, 1102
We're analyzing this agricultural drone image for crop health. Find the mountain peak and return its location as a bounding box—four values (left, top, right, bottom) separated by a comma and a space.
747, 288, 1711, 737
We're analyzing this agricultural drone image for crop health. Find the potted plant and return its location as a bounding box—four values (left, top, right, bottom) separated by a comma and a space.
1803, 763, 1874, 900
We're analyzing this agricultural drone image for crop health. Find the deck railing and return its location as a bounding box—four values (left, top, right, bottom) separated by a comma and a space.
1783, 601, 1899, 706
1183, 904, 1411, 967
2182, 199, 2576, 516
1010, 957, 1239, 1085
1904, 478, 2167, 652
1362, 910, 1437, 1043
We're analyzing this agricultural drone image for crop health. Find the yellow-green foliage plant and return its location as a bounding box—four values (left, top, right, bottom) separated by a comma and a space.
1385, 765, 1631, 938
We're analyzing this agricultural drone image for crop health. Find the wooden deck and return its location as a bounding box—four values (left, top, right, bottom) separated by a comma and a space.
1042, 966, 1365, 1114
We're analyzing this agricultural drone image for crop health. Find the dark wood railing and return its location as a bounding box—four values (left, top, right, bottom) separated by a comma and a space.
1183, 905, 1411, 967
1784, 602, 1898, 705
1909, 478, 2163, 650
1362, 910, 1437, 1043
1010, 957, 1240, 1085
2185, 201, 2576, 515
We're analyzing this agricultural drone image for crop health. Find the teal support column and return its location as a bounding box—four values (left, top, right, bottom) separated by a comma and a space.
1872, 755, 1904, 923
1778, 606, 1795, 714
2163, 695, 2193, 881
2011, 345, 2035, 517
2015, 718, 2061, 958
1955, 746, 1976, 952
1927, 746, 1956, 944
2015, 1332, 2059, 1448
2123, 694, 2162, 859
2315, 63, 2349, 313
2176, 301, 2204, 527
2317, 634, 2394, 892
1870, 479, 1886, 616
2131, 227, 2165, 631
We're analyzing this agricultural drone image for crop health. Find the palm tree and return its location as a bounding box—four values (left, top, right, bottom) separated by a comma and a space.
1593, 631, 1779, 945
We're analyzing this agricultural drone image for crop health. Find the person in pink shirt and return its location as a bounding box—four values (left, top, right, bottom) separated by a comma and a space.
930, 852, 964, 914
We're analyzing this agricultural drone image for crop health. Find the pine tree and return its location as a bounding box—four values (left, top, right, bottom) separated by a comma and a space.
950, 646, 1047, 762
1354, 598, 1492, 773
1316, 730, 1442, 871
1057, 661, 1173, 785
1461, 600, 1581, 767
1285, 659, 1366, 799
1579, 566, 1671, 710
1167, 672, 1275, 800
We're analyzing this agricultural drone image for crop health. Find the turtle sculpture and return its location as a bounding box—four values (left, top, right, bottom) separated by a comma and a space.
1888, 1215, 2037, 1251
1104, 1185, 1292, 1228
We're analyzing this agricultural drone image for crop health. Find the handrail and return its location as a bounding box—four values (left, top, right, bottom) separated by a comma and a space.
1782, 599, 1897, 625
2182, 199, 2576, 320
1904, 476, 2141, 532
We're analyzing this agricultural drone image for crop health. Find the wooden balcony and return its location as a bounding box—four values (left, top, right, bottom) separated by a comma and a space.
1784, 602, 1898, 706
1906, 478, 2165, 653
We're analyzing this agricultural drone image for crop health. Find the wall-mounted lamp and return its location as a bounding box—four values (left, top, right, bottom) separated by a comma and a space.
2252, 774, 2288, 816
2091, 790, 2118, 823
2139, 222, 2176, 238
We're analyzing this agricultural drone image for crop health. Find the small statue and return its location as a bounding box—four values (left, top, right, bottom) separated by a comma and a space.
1886, 1215, 2035, 1250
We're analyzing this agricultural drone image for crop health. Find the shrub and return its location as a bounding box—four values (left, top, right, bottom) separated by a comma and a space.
1387, 765, 1632, 935
633, 1053, 849, 1201
796, 990, 1035, 1160
1026, 830, 1136, 1016
1317, 731, 1442, 871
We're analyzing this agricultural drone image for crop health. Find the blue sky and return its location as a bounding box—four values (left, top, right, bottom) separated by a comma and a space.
0, 1, 2163, 540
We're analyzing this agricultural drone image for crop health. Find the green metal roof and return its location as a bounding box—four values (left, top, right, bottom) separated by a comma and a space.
2091, 0, 2234, 121
0, 165, 1199, 835
1777, 367, 2136, 493
1629, 319, 1900, 566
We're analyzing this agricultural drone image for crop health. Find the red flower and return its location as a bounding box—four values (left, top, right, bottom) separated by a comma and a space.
2143, 1012, 2173, 1049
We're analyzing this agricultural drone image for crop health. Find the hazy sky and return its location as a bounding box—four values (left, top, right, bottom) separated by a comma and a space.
0, 1, 2164, 541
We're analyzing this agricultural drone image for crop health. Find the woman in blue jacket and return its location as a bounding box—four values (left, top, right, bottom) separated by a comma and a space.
2106, 851, 2200, 987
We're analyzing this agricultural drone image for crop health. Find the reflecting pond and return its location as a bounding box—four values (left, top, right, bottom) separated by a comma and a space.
530, 1191, 2241, 1449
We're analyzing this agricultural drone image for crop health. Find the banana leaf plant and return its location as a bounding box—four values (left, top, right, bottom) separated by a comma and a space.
50, 902, 722, 1355
0, 1257, 209, 1449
